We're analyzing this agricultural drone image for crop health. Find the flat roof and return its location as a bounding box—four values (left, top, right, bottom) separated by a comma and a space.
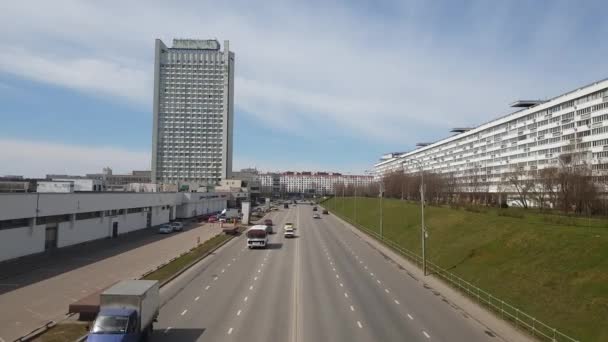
510, 100, 546, 108
103, 280, 157, 296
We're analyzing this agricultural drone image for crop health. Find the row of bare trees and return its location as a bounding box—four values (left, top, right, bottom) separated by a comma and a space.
336, 158, 607, 216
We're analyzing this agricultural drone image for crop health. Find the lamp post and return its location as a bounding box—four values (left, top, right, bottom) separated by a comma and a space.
404, 159, 427, 276
379, 180, 384, 240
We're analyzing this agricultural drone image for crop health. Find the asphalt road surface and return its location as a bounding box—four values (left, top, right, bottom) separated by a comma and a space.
152, 205, 499, 342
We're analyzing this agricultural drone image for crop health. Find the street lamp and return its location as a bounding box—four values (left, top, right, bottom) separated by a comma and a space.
403, 159, 427, 276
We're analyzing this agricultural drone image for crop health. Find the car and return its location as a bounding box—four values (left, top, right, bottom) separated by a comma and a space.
264, 218, 273, 226
313, 213, 320, 219
284, 224, 295, 238
170, 222, 184, 231
312, 206, 318, 211
158, 224, 173, 234
208, 216, 218, 223
322, 209, 329, 215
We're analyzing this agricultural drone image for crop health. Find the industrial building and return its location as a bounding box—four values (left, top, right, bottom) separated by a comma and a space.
258, 171, 374, 196
373, 78, 608, 193
151, 39, 235, 187
0, 192, 227, 262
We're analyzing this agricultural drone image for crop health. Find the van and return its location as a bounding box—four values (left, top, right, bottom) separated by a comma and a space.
246, 225, 269, 248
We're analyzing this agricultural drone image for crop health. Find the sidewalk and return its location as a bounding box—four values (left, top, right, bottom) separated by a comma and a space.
0, 221, 222, 342
329, 212, 534, 342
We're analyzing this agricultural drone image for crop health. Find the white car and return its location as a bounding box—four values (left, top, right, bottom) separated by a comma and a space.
158, 224, 173, 234
313, 213, 320, 219
170, 222, 184, 231
284, 224, 295, 238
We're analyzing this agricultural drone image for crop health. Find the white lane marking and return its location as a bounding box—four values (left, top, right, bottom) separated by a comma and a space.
258, 269, 261, 273
195, 296, 200, 301
385, 289, 390, 293
350, 305, 354, 311
237, 310, 242, 316
221, 269, 225, 273
408, 314, 414, 320
394, 299, 400, 304
339, 283, 344, 287
357, 321, 363, 328
164, 327, 172, 333
244, 296, 248, 302
423, 331, 430, 338
344, 292, 349, 298
332, 268, 336, 272
205, 285, 211, 290
360, 260, 363, 264
261, 263, 264, 267
377, 280, 381, 284
254, 276, 258, 281
233, 258, 236, 261
213, 276, 218, 281
370, 272, 374, 276
249, 285, 254, 290
228, 327, 233, 335
181, 309, 188, 316
228, 263, 231, 267
364, 266, 368, 269
336, 274, 340, 279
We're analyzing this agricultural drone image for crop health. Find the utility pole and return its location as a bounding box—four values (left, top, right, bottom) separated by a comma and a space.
354, 181, 358, 224
380, 181, 384, 240
420, 170, 426, 276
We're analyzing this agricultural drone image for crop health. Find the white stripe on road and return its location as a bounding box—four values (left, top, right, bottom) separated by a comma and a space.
377, 280, 381, 284
350, 305, 354, 311
370, 273, 374, 276
244, 296, 248, 302
339, 283, 343, 287
205, 285, 211, 290
228, 263, 231, 267
385, 289, 390, 293
254, 276, 258, 281
237, 310, 242, 316
249, 285, 254, 290
394, 299, 400, 304
344, 292, 349, 298
228, 327, 233, 335
181, 309, 188, 316
336, 274, 340, 279
221, 269, 225, 273
258, 269, 261, 273
164, 327, 172, 333
195, 296, 200, 301
423, 331, 430, 338
408, 314, 414, 320
357, 321, 363, 328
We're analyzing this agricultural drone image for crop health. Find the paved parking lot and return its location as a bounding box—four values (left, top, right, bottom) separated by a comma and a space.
0, 221, 222, 342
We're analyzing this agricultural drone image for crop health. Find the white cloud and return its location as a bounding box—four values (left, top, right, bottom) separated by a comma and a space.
0, 139, 150, 178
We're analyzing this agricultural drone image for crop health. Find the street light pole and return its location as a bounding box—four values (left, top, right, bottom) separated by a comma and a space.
354, 180, 357, 224
405, 160, 426, 276
380, 181, 384, 240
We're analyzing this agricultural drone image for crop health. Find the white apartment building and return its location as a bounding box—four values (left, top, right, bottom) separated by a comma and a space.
373, 78, 608, 191
259, 172, 373, 195
152, 39, 235, 187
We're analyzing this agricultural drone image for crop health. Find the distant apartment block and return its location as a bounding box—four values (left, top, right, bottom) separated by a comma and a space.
373, 78, 608, 190
152, 39, 235, 187
258, 171, 373, 196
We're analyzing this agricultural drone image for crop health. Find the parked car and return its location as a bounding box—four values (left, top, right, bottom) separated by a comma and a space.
313, 213, 320, 219
322, 209, 329, 215
158, 224, 172, 234
170, 222, 184, 231
208, 216, 218, 223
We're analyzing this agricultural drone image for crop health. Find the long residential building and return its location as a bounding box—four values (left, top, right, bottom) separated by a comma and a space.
152, 38, 235, 187
373, 78, 608, 191
259, 171, 374, 195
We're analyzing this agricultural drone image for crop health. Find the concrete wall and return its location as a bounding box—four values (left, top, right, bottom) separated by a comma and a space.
57, 217, 108, 248
0, 225, 45, 261
151, 206, 170, 226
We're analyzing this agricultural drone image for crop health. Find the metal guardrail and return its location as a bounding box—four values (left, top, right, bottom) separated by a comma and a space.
327, 206, 580, 342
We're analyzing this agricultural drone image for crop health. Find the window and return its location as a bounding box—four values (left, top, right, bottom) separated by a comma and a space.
0, 218, 31, 230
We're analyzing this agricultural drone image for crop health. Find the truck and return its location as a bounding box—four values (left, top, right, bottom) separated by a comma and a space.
87, 280, 160, 342
246, 225, 269, 248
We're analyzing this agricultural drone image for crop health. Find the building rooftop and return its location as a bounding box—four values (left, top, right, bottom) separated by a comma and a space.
172, 39, 220, 50
509, 100, 546, 108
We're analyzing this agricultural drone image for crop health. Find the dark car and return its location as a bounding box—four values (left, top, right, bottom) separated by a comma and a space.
264, 219, 274, 234
312, 206, 318, 211
322, 209, 329, 215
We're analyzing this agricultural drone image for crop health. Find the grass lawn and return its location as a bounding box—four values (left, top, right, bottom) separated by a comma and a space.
324, 197, 608, 342
142, 233, 232, 283
33, 322, 89, 342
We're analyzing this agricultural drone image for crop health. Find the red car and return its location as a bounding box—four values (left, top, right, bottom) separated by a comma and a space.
264, 219, 273, 226
208, 216, 218, 223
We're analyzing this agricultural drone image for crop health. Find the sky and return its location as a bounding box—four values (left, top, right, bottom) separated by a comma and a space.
1, 0, 607, 177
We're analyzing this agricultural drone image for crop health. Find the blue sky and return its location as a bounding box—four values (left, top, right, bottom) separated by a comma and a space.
1, 0, 607, 177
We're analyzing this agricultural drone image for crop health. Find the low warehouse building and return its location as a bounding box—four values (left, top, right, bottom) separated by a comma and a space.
0, 192, 228, 262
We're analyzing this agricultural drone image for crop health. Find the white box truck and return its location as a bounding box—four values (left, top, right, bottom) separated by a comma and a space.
88, 280, 160, 341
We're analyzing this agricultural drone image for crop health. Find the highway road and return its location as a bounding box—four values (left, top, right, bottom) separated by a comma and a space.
152, 205, 501, 342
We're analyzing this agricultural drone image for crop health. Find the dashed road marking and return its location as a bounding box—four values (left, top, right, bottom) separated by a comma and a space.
357, 321, 363, 328
394, 300, 400, 304
350, 305, 354, 311
339, 283, 344, 287
423, 331, 430, 338
336, 274, 340, 279
370, 272, 374, 276
377, 280, 381, 284
385, 289, 390, 293
364, 266, 368, 269
344, 292, 349, 298
213, 276, 218, 281
258, 269, 261, 273
249, 285, 254, 290
195, 296, 200, 301
221, 269, 225, 273
164, 327, 172, 333
332, 268, 336, 272
205, 285, 211, 290
228, 327, 233, 335
181, 309, 188, 316
237, 310, 242, 316
254, 276, 258, 281
408, 314, 414, 320
244, 296, 248, 302
228, 263, 231, 267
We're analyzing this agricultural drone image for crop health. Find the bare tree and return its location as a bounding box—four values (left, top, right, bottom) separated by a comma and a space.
507, 167, 534, 209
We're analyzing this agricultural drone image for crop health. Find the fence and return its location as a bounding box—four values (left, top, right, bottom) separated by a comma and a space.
325, 202, 580, 342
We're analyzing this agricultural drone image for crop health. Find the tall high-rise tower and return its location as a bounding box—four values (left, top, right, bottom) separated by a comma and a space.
152, 39, 234, 187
